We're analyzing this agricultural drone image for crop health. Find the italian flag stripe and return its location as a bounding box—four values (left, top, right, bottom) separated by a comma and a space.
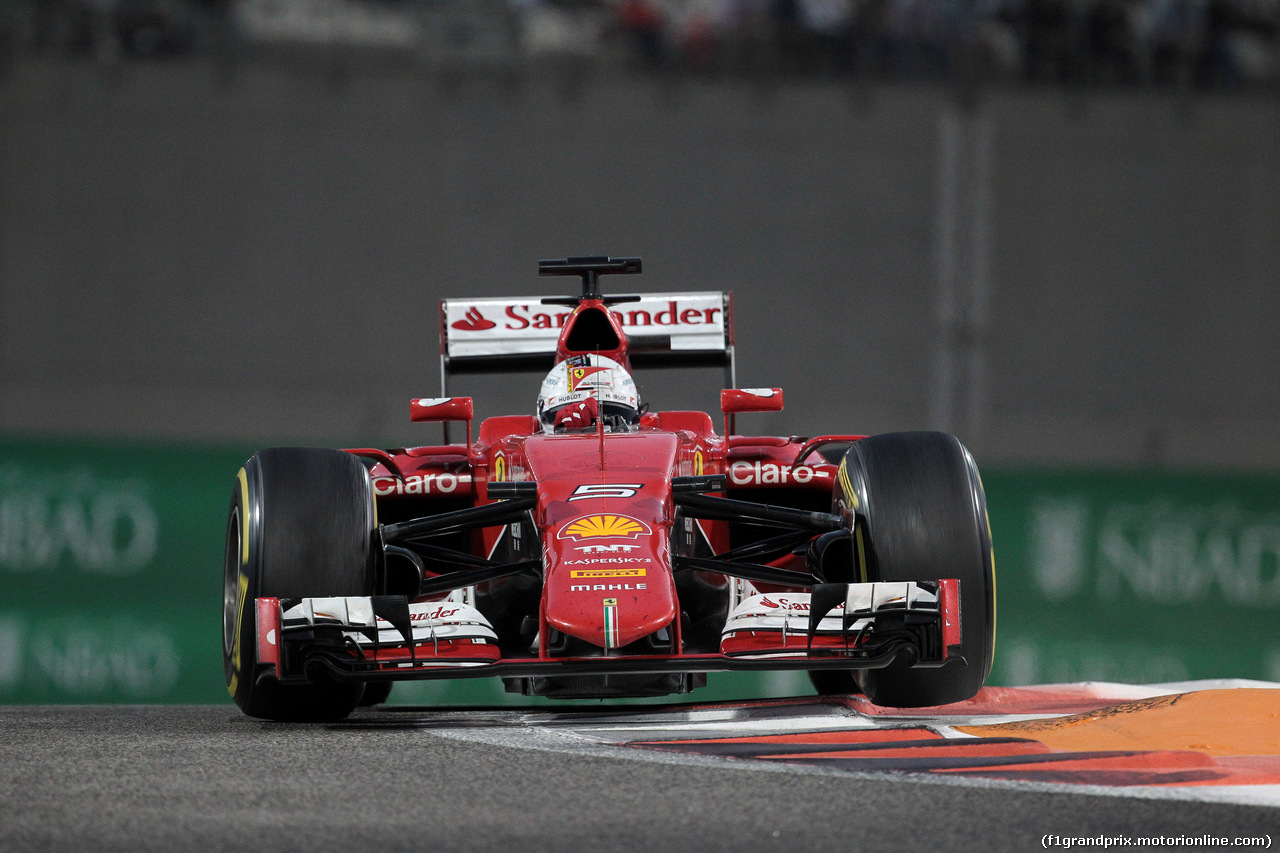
603, 601, 619, 649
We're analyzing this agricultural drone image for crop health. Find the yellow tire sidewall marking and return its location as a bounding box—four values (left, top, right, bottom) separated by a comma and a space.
837, 457, 859, 510
228, 570, 248, 698
855, 523, 868, 585
237, 467, 250, 566
229, 466, 251, 698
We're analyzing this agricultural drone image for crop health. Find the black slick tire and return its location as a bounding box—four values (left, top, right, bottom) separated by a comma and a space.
358, 682, 394, 706
831, 431, 995, 707
223, 447, 376, 721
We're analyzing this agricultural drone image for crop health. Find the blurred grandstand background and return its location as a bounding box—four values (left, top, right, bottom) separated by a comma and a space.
2, 1, 1277, 89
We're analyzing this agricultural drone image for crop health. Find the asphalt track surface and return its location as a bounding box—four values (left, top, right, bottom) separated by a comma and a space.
2, 705, 1276, 853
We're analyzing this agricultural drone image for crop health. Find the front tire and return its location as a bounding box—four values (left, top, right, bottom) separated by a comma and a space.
358, 682, 394, 707
833, 431, 995, 707
223, 447, 376, 721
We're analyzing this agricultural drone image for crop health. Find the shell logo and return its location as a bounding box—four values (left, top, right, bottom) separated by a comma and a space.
558, 514, 652, 541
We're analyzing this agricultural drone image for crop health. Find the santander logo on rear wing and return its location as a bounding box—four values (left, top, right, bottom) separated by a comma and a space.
443, 292, 729, 358
439, 291, 735, 390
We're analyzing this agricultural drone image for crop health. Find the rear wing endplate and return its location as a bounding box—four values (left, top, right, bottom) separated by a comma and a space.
439, 292, 735, 394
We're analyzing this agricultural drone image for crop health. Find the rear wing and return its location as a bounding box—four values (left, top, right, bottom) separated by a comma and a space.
439, 292, 735, 394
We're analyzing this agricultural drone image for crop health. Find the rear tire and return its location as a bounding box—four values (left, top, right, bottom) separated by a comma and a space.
835, 431, 995, 707
223, 447, 376, 721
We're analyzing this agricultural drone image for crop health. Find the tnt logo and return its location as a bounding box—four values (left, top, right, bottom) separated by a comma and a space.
576, 544, 639, 554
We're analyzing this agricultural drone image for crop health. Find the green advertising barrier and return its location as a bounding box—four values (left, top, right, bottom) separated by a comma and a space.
0, 437, 253, 704
985, 470, 1280, 687
3, 436, 1277, 705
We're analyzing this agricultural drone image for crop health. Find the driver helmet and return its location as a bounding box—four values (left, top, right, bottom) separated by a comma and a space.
537, 354, 640, 432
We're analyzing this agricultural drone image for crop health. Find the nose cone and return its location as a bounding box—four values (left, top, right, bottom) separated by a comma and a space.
544, 524, 677, 650
522, 432, 681, 652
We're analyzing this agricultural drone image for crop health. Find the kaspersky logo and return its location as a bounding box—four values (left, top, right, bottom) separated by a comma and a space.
451, 307, 496, 332
557, 514, 652, 541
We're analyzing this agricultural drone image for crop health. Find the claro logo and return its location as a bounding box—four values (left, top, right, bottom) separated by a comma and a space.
729, 462, 827, 486
372, 473, 468, 497
0, 465, 159, 576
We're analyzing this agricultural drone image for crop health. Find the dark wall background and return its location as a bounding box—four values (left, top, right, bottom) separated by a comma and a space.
2, 57, 1278, 468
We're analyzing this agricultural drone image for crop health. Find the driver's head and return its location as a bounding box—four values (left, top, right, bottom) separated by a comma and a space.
537, 354, 640, 433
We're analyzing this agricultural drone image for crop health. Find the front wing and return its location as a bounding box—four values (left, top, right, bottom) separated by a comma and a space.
251, 580, 963, 686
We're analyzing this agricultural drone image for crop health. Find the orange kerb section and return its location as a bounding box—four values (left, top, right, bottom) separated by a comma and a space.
955, 689, 1280, 757
839, 685, 1141, 717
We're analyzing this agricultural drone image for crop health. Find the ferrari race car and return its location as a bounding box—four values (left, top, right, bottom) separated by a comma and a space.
223, 257, 996, 721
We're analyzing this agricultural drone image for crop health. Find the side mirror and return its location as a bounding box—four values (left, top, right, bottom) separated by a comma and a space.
721, 388, 784, 414
411, 397, 474, 422
720, 388, 783, 436
411, 397, 474, 445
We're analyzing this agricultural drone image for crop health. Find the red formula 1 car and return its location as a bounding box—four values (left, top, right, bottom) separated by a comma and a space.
223, 257, 996, 721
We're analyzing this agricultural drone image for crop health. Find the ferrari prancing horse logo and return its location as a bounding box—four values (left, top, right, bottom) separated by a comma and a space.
558, 514, 652, 541
568, 365, 609, 392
